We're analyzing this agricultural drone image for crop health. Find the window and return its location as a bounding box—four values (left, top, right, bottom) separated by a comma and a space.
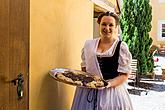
158, 20, 165, 41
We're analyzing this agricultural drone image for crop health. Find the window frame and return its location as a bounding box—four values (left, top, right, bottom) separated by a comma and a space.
158, 20, 165, 41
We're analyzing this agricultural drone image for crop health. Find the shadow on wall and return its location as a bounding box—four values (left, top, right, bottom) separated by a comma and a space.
37, 74, 73, 110
38, 74, 59, 110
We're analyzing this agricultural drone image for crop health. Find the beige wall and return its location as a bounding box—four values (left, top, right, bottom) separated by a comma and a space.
108, 0, 165, 46
108, 0, 116, 6
150, 0, 165, 45
30, 0, 93, 110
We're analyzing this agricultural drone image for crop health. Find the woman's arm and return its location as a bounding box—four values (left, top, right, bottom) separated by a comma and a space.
80, 47, 86, 72
106, 73, 128, 88
106, 42, 131, 88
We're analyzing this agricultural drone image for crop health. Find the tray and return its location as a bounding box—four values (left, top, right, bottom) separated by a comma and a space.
49, 68, 108, 89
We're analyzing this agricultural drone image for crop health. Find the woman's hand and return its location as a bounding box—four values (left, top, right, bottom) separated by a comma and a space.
105, 81, 111, 88
104, 73, 128, 88
97, 81, 111, 90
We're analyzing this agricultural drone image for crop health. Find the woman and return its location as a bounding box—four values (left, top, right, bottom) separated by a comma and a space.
71, 11, 134, 110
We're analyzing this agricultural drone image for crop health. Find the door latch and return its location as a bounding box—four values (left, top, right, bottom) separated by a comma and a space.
11, 73, 24, 100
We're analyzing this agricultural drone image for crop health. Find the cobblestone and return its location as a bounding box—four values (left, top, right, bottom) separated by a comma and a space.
129, 80, 165, 110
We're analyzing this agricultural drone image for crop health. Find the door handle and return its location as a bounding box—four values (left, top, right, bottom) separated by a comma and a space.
11, 73, 24, 100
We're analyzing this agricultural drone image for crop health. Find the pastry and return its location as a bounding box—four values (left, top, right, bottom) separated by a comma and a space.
52, 68, 107, 88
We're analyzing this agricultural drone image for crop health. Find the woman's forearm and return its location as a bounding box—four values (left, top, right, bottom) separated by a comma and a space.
81, 67, 128, 88
107, 73, 129, 87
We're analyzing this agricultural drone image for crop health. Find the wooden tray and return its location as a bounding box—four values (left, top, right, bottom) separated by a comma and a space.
49, 68, 108, 89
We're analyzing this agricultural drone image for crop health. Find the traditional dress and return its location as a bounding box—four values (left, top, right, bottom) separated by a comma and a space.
71, 38, 134, 110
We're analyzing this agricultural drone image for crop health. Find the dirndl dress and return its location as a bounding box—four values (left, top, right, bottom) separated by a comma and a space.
71, 38, 134, 110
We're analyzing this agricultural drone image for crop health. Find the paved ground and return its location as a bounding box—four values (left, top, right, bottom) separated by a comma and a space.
129, 56, 165, 110
129, 81, 165, 110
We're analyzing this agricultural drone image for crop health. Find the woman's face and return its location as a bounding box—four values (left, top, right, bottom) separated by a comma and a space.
99, 16, 118, 38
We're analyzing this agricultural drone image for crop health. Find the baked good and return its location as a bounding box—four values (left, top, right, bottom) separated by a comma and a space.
51, 68, 108, 88
55, 73, 74, 83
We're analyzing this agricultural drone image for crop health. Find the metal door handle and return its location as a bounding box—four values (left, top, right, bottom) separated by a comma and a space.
11, 73, 24, 100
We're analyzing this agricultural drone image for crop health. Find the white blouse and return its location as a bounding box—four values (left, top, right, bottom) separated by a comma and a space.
81, 38, 132, 74
72, 38, 134, 110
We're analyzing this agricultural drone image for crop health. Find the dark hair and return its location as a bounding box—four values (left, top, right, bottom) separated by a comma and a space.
97, 11, 119, 26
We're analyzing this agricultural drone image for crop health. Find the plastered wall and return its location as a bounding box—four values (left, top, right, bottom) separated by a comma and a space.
150, 0, 165, 45
109, 0, 165, 45
30, 0, 93, 110
108, 0, 116, 6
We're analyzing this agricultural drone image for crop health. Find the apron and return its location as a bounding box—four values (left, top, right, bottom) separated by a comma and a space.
71, 38, 134, 110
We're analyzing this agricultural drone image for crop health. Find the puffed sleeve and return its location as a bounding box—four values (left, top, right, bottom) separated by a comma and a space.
80, 48, 86, 67
117, 42, 132, 74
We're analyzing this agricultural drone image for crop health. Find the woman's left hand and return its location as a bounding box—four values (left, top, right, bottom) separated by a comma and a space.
106, 82, 111, 88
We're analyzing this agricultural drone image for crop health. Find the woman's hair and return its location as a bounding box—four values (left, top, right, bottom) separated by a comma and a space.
97, 11, 119, 26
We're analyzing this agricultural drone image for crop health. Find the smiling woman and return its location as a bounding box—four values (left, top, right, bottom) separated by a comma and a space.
71, 11, 133, 110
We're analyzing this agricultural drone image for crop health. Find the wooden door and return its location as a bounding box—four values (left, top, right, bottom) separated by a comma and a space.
0, 0, 29, 110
